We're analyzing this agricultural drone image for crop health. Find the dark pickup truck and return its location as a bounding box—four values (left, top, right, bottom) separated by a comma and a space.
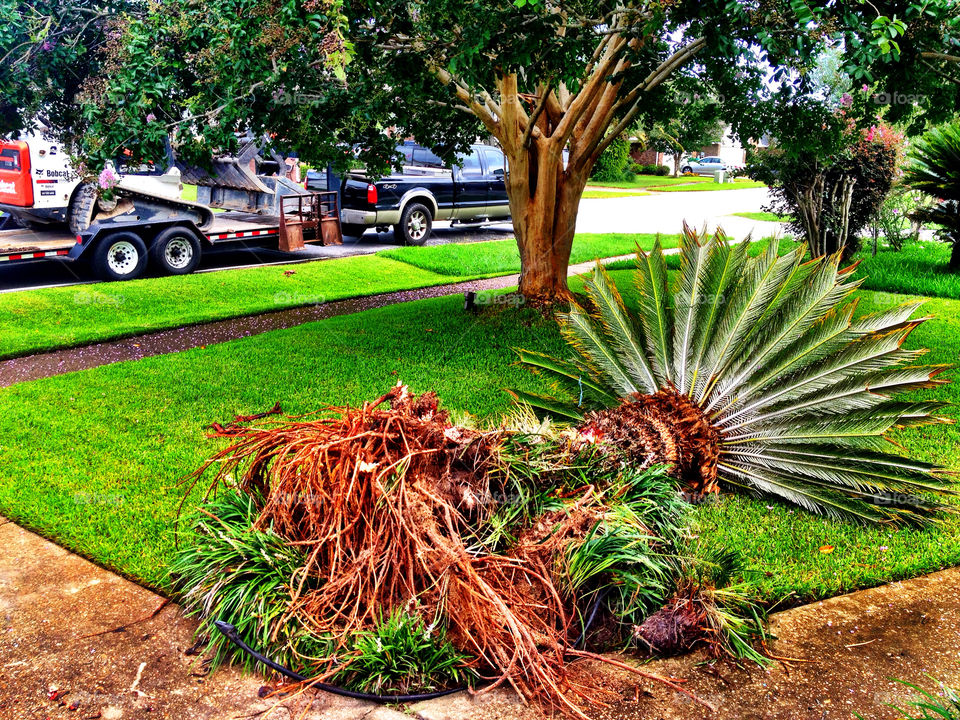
338, 143, 510, 245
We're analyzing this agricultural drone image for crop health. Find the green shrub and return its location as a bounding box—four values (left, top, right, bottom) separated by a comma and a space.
171, 490, 321, 673
592, 134, 631, 183
748, 122, 902, 259
655, 165, 670, 176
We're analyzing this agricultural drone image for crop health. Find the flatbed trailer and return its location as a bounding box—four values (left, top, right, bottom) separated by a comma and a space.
0, 193, 343, 280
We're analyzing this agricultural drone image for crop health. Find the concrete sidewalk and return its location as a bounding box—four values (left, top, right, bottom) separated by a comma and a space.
3, 514, 960, 720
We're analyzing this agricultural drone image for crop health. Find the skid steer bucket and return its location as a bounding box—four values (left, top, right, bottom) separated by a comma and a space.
174, 141, 272, 193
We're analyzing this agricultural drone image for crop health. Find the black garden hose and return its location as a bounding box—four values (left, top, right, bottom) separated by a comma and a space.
574, 587, 611, 649
213, 620, 468, 703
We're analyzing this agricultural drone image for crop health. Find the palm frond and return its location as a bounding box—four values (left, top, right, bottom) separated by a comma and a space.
634, 236, 673, 384
904, 123, 960, 204
583, 264, 658, 394
558, 304, 639, 397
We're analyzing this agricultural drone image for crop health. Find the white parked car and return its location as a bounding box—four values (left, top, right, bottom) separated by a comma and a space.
680, 156, 731, 176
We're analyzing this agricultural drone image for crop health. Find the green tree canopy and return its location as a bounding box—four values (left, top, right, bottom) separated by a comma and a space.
4, 0, 959, 301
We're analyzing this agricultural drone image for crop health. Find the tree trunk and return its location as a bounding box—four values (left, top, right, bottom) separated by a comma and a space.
494, 74, 598, 305
950, 240, 960, 270
506, 150, 590, 304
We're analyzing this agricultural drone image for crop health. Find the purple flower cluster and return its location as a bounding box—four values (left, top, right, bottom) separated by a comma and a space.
98, 167, 120, 190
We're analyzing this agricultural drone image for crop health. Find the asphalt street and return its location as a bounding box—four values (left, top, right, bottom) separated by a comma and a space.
0, 187, 779, 292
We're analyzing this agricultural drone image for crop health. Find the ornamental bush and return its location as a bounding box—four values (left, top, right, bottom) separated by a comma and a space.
592, 134, 632, 182
748, 122, 902, 260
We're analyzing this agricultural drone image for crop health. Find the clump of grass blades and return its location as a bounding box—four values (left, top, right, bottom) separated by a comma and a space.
338, 608, 476, 694
170, 490, 327, 673
857, 679, 960, 720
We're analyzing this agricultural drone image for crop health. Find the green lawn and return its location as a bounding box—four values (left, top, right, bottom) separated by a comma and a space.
648, 179, 768, 192
1, 233, 676, 360
581, 190, 652, 199
586, 175, 712, 190
2, 266, 959, 606
379, 233, 681, 277
730, 211, 791, 222
851, 241, 960, 301
0, 291, 569, 589
0, 256, 473, 360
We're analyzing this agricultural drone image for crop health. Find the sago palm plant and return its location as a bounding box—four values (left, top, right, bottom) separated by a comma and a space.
904, 122, 960, 268
514, 225, 954, 525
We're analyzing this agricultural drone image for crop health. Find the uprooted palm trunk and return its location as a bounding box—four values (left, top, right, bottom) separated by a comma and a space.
194, 386, 711, 717
578, 388, 722, 499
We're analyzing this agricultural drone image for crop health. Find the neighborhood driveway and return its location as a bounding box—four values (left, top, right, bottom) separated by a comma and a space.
0, 187, 776, 292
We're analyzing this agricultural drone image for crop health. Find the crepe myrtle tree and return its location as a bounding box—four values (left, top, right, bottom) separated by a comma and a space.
0, 0, 128, 135
62, 0, 960, 303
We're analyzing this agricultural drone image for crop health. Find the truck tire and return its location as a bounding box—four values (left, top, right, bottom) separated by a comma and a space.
341, 223, 366, 239
395, 203, 432, 246
68, 183, 98, 235
93, 231, 148, 281
150, 226, 202, 275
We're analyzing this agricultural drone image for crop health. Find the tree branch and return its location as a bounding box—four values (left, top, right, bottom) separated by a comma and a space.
520, 81, 552, 148
552, 29, 630, 148
430, 65, 500, 136
920, 51, 960, 63
610, 37, 707, 118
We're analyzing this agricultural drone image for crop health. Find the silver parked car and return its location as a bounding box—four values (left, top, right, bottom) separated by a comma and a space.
679, 156, 729, 176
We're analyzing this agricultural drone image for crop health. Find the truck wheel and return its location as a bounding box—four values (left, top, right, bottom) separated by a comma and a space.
150, 227, 201, 275
341, 223, 366, 239
68, 183, 98, 235
395, 203, 432, 246
93, 231, 148, 281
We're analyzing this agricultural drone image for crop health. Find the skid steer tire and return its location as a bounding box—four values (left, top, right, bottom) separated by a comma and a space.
68, 183, 98, 235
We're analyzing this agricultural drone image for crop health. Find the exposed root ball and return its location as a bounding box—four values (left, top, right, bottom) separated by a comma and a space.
633, 597, 708, 656
191, 386, 625, 717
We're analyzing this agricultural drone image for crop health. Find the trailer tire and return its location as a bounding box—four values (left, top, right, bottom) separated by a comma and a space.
93, 231, 148, 281
68, 183, 98, 235
150, 227, 202, 275
395, 203, 432, 246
